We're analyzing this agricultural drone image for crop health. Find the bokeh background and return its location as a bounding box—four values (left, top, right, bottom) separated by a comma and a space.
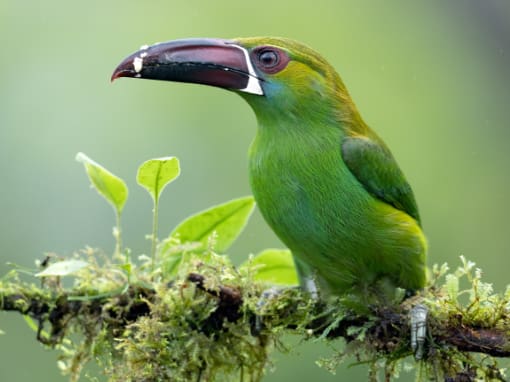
1, 0, 510, 380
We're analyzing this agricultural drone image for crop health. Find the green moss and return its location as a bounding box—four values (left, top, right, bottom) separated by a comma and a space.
2, 251, 510, 381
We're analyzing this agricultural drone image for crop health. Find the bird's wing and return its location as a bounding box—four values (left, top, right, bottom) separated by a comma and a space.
341, 135, 421, 224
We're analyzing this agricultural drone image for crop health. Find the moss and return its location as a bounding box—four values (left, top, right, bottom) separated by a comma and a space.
2, 250, 510, 381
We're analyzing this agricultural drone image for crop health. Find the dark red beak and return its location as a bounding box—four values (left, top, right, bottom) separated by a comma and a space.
111, 38, 263, 95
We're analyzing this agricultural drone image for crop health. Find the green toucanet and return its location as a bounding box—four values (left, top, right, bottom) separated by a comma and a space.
112, 37, 427, 297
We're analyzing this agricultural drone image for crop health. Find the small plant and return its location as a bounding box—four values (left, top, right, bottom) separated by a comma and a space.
1, 153, 298, 381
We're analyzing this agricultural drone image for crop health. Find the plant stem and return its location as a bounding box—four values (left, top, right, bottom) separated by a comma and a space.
115, 210, 123, 258
151, 198, 159, 272
115, 210, 131, 284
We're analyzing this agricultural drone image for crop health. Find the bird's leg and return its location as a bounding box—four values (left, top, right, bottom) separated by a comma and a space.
410, 304, 428, 359
294, 256, 320, 300
301, 275, 319, 300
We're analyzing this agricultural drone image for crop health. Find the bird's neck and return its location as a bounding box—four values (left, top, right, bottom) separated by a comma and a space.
249, 97, 337, 134
243, 89, 367, 139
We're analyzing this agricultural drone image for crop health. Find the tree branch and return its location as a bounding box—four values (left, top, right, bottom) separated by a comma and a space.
1, 258, 509, 381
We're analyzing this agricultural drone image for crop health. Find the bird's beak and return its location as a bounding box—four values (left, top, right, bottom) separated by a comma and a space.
111, 38, 264, 96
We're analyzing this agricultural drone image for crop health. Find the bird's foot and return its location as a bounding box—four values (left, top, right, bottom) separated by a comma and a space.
410, 304, 428, 359
253, 279, 319, 335
253, 287, 285, 335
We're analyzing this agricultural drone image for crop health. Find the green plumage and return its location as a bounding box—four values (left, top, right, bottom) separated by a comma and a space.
237, 37, 426, 296
112, 36, 427, 298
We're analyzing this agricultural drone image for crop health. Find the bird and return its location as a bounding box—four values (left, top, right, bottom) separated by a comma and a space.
112, 37, 427, 300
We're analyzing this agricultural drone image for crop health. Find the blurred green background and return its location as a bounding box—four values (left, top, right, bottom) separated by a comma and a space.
1, 0, 510, 380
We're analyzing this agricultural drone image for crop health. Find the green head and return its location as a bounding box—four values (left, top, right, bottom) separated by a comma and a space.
112, 37, 362, 127
233, 37, 347, 119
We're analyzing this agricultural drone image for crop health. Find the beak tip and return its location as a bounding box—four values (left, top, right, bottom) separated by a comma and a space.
111, 65, 135, 82
110, 71, 122, 82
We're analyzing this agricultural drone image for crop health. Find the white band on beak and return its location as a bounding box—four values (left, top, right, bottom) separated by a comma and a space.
232, 45, 264, 96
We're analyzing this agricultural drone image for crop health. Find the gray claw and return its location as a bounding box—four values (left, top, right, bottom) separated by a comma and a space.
410, 304, 428, 359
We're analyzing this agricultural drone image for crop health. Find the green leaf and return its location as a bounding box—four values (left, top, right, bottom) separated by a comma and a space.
241, 248, 299, 286
76, 152, 128, 214
160, 196, 255, 259
137, 157, 180, 202
35, 260, 88, 277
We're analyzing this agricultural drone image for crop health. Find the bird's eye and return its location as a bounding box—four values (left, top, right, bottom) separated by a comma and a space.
258, 50, 279, 68
252, 46, 290, 74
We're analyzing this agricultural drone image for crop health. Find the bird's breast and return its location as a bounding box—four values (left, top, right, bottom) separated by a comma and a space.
248, 129, 366, 254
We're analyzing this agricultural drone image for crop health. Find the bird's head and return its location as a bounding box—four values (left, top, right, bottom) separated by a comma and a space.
112, 37, 360, 126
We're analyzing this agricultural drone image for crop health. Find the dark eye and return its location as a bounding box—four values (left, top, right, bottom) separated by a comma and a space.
258, 50, 279, 68
252, 46, 290, 74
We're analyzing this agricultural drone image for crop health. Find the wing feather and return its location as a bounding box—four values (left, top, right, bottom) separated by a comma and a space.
341, 136, 421, 224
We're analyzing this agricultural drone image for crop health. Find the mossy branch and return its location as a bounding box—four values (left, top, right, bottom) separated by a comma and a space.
2, 276, 510, 356
1, 255, 509, 381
